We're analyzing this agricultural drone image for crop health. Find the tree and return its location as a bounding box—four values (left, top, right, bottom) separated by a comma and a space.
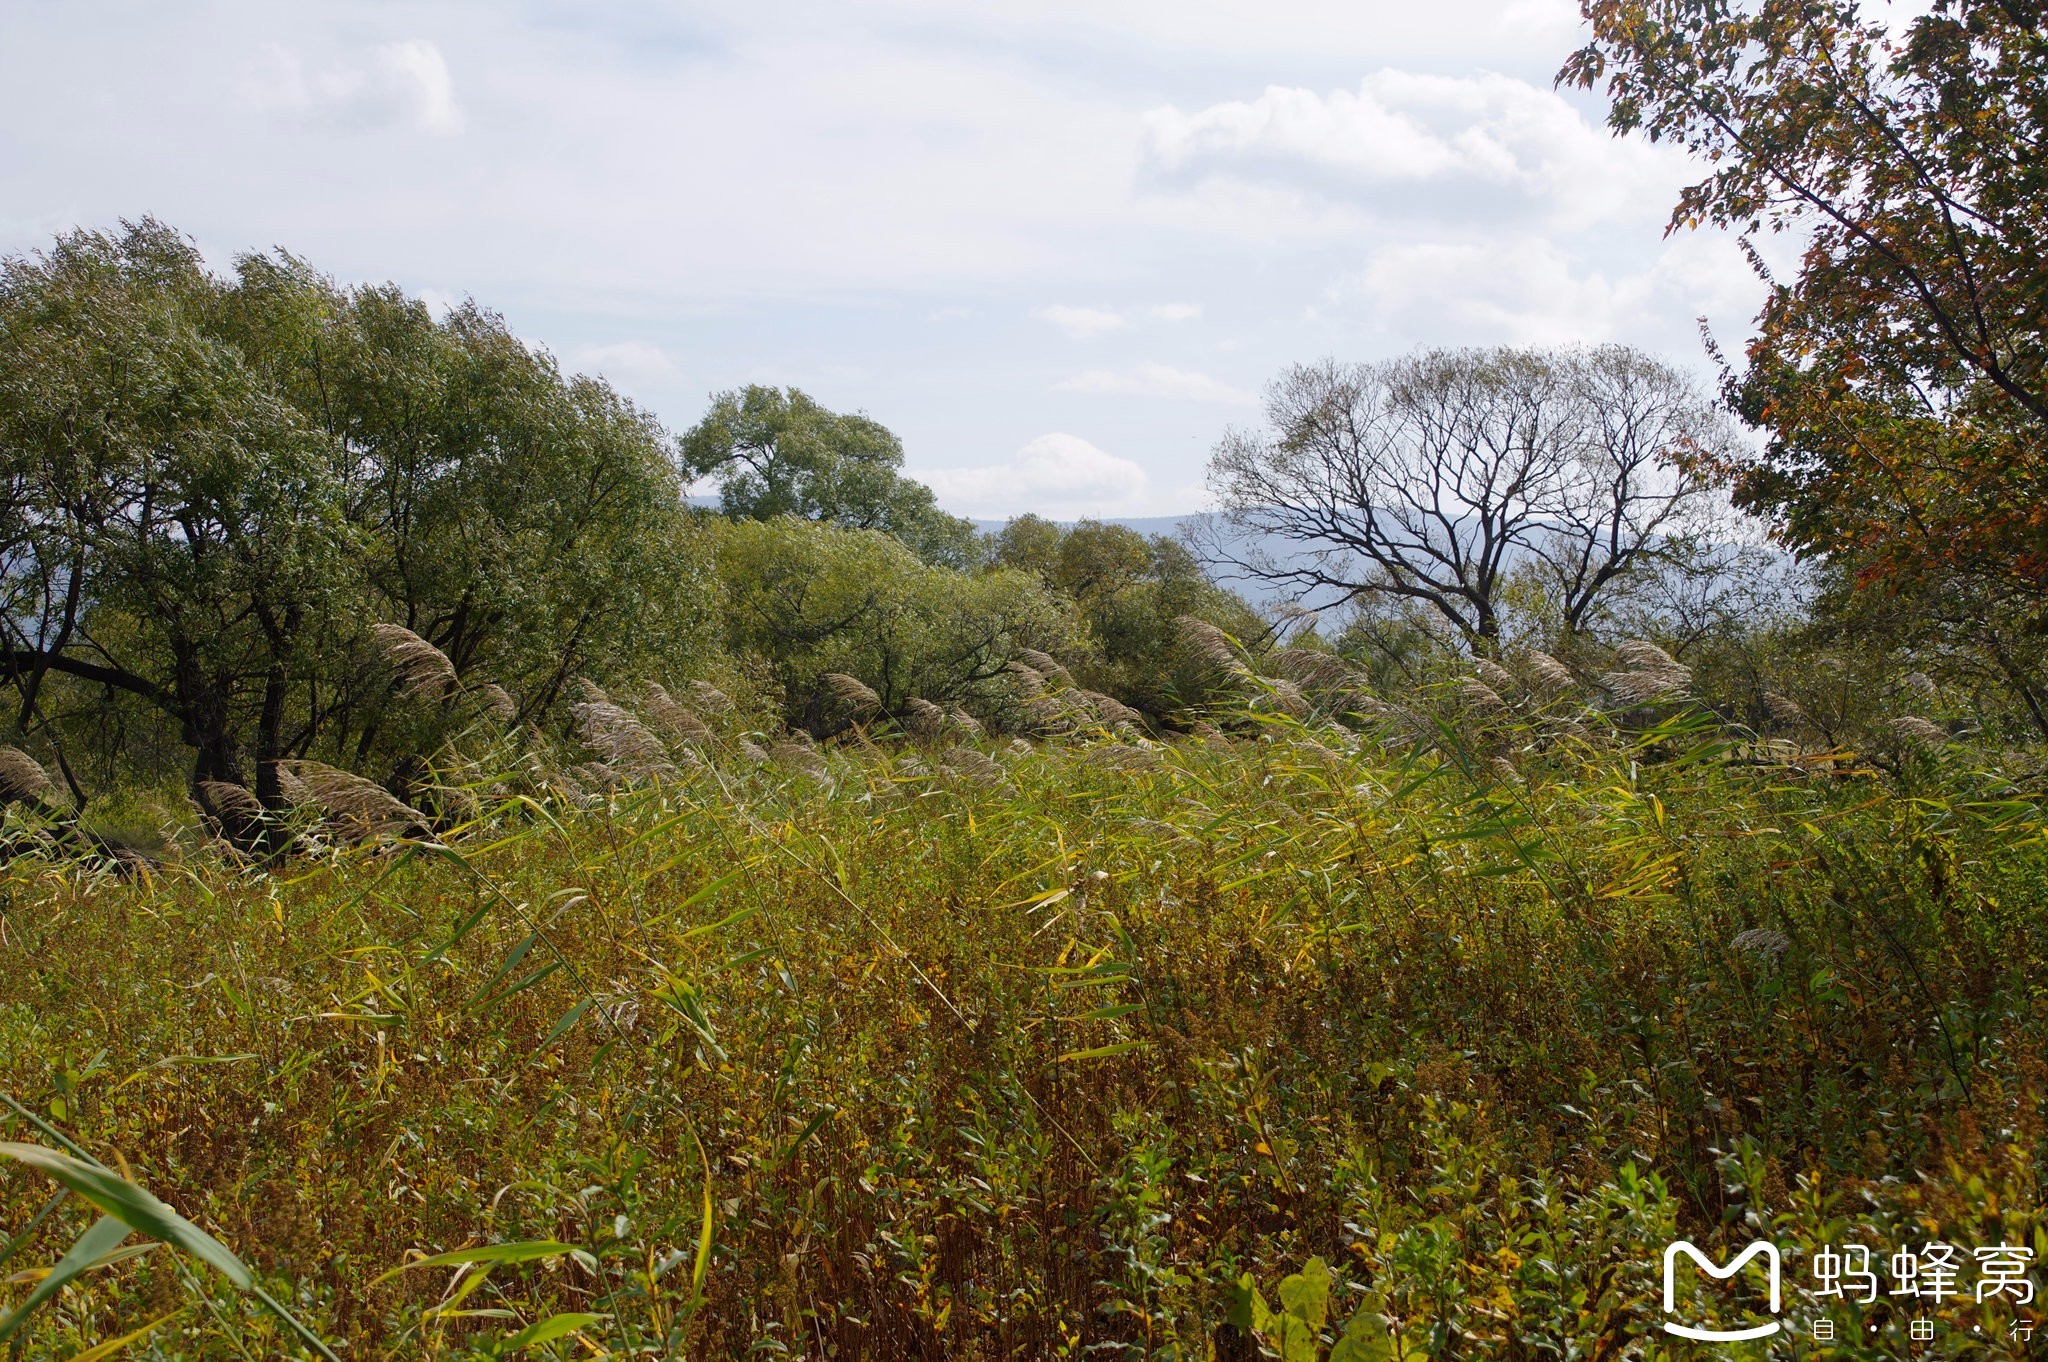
0, 222, 351, 799
1204, 346, 1727, 649
679, 386, 982, 568
1562, 0, 2048, 595
0, 221, 710, 804
990, 516, 1265, 721
713, 517, 1076, 730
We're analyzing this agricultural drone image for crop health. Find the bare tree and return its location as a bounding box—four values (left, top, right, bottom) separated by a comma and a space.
1201, 345, 1729, 648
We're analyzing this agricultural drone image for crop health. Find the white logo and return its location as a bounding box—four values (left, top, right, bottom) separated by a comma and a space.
1662, 1240, 1783, 1341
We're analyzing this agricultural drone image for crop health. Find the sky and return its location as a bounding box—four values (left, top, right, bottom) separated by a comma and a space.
0, 0, 1772, 520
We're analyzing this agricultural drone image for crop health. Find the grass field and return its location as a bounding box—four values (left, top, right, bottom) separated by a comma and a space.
2, 689, 2045, 1358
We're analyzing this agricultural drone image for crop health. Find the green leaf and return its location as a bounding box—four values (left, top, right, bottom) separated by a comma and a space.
0, 1143, 250, 1289
540, 998, 594, 1048
500, 1312, 607, 1349
371, 1240, 578, 1287
1058, 1040, 1149, 1062
0, 1213, 131, 1343
1278, 1255, 1331, 1331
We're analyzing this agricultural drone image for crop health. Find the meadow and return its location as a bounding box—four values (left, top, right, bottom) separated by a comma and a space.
3, 660, 2043, 1359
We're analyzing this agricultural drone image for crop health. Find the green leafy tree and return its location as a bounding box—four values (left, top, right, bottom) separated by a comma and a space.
991, 517, 1265, 722
679, 386, 982, 568
713, 517, 1077, 730
0, 222, 351, 799
0, 221, 712, 805
1562, 0, 2048, 596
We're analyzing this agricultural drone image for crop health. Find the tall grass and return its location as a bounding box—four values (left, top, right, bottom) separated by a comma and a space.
0, 684, 2043, 1357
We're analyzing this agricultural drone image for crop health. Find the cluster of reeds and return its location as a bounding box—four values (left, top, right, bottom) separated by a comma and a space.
0, 624, 2039, 1358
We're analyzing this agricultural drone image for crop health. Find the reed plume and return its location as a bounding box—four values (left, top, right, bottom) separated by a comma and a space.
1890, 716, 1947, 745
281, 761, 425, 837
1526, 651, 1574, 691
371, 624, 458, 700
1016, 648, 1075, 690
0, 747, 55, 805
475, 683, 519, 723
823, 673, 883, 715
902, 697, 946, 738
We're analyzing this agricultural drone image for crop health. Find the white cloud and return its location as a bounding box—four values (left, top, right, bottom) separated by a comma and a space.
1033, 305, 1129, 338
240, 40, 463, 136
1054, 362, 1255, 404
916, 433, 1150, 518
1142, 70, 1685, 230
1148, 303, 1202, 322
1333, 230, 1762, 347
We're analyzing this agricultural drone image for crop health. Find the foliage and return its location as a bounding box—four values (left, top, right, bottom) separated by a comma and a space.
712, 516, 1081, 731
0, 221, 711, 804
1563, 0, 2048, 596
678, 385, 983, 569
1, 674, 2042, 1357
990, 516, 1267, 723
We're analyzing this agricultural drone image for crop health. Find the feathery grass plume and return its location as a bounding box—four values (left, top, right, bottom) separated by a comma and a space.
1080, 691, 1143, 730
282, 761, 425, 837
737, 737, 769, 762
570, 761, 622, 793
0, 747, 55, 805
571, 678, 611, 705
1763, 692, 1807, 725
1348, 695, 1429, 749
902, 697, 947, 739
1023, 694, 1076, 735
1007, 737, 1033, 755
1902, 671, 1937, 696
688, 680, 733, 713
1489, 755, 1520, 782
274, 763, 311, 806
1006, 662, 1048, 697
1259, 677, 1309, 718
370, 624, 458, 700
194, 780, 264, 835
1458, 679, 1508, 714
475, 682, 518, 723
1616, 640, 1679, 671
1189, 720, 1226, 742
642, 683, 714, 744
571, 701, 676, 780
896, 754, 932, 778
1176, 615, 1242, 669
1085, 743, 1161, 771
1731, 927, 1791, 959
1603, 640, 1692, 705
1605, 669, 1687, 706
1526, 651, 1574, 691
548, 766, 589, 804
1890, 716, 1948, 745
1016, 648, 1075, 690
947, 704, 983, 737
1476, 658, 1516, 694
823, 673, 883, 715
1264, 648, 1361, 689
770, 741, 830, 780
196, 779, 262, 821
942, 746, 1005, 786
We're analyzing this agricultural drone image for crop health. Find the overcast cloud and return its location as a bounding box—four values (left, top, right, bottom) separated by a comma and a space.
0, 0, 1762, 518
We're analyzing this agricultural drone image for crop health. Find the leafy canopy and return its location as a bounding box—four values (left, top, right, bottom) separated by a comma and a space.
1563, 0, 2048, 592
678, 385, 982, 568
